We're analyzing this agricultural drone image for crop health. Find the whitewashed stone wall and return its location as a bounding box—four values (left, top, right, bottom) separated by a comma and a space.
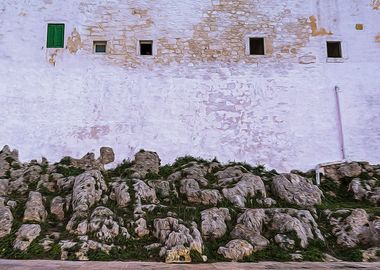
0, 0, 379, 171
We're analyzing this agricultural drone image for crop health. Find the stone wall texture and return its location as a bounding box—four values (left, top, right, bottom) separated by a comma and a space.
0, 0, 379, 171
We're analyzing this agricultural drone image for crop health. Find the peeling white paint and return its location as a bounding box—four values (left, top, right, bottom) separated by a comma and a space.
0, 0, 379, 171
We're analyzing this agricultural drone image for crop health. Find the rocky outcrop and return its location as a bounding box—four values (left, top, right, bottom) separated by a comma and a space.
99, 147, 115, 165
0, 205, 13, 238
179, 178, 222, 206
1, 146, 380, 263
109, 179, 131, 207
218, 239, 254, 261
23, 191, 47, 223
153, 217, 204, 262
131, 151, 160, 178
13, 224, 41, 251
133, 179, 158, 204
50, 196, 66, 221
328, 209, 379, 248
348, 178, 380, 205
272, 174, 322, 207
222, 173, 266, 207
201, 208, 231, 239
88, 207, 130, 242
72, 170, 107, 212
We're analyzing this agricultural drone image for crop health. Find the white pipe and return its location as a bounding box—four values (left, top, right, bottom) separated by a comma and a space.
334, 86, 346, 160
314, 86, 347, 186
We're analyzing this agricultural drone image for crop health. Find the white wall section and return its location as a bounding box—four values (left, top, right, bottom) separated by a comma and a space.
0, 0, 379, 171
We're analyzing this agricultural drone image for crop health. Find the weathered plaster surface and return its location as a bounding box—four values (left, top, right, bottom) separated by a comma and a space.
0, 0, 379, 171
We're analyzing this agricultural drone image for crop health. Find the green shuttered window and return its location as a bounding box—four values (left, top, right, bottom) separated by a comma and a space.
47, 24, 65, 48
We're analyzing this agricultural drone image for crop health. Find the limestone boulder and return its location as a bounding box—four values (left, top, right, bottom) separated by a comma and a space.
50, 196, 66, 221
272, 173, 322, 207
0, 179, 9, 196
13, 224, 41, 251
72, 170, 107, 212
0, 206, 13, 238
179, 178, 222, 206
217, 239, 253, 261
133, 179, 158, 204
201, 208, 231, 239
153, 217, 203, 262
167, 163, 209, 187
0, 145, 19, 178
222, 174, 266, 207
99, 147, 115, 165
88, 206, 130, 242
215, 165, 247, 186
110, 179, 131, 207
135, 218, 150, 238
268, 209, 324, 248
131, 151, 160, 178
23, 191, 47, 223
274, 234, 296, 250
329, 209, 379, 248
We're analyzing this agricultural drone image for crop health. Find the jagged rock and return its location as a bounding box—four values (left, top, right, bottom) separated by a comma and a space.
135, 218, 150, 238
72, 170, 107, 212
50, 196, 65, 221
110, 179, 131, 207
59, 240, 78, 260
148, 180, 173, 198
348, 178, 369, 200
153, 217, 203, 262
201, 208, 231, 239
180, 178, 222, 205
0, 179, 9, 196
328, 209, 377, 248
272, 174, 322, 207
0, 145, 19, 178
66, 211, 89, 235
13, 224, 41, 251
133, 179, 158, 204
362, 247, 380, 262
218, 239, 254, 261
131, 151, 160, 178
167, 163, 209, 187
67, 152, 103, 171
57, 176, 75, 191
348, 178, 380, 205
269, 209, 324, 248
274, 234, 295, 250
337, 162, 362, 178
8, 177, 28, 195
6, 200, 17, 209
230, 208, 269, 250
99, 147, 115, 165
23, 191, 47, 223
215, 166, 247, 186
0, 205, 13, 238
222, 174, 266, 207
165, 245, 191, 263
88, 206, 130, 242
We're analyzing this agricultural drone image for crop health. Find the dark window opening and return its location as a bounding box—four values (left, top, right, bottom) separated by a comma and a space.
47, 24, 65, 48
140, 40, 153, 55
249, 37, 265, 55
94, 41, 107, 53
327, 41, 342, 58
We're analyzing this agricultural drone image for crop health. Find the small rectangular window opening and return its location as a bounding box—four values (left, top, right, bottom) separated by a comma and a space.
47, 24, 65, 48
249, 37, 265, 55
327, 41, 342, 58
93, 41, 107, 53
140, 40, 153, 56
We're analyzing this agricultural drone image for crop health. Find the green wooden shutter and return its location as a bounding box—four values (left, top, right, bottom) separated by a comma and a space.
47, 24, 65, 48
